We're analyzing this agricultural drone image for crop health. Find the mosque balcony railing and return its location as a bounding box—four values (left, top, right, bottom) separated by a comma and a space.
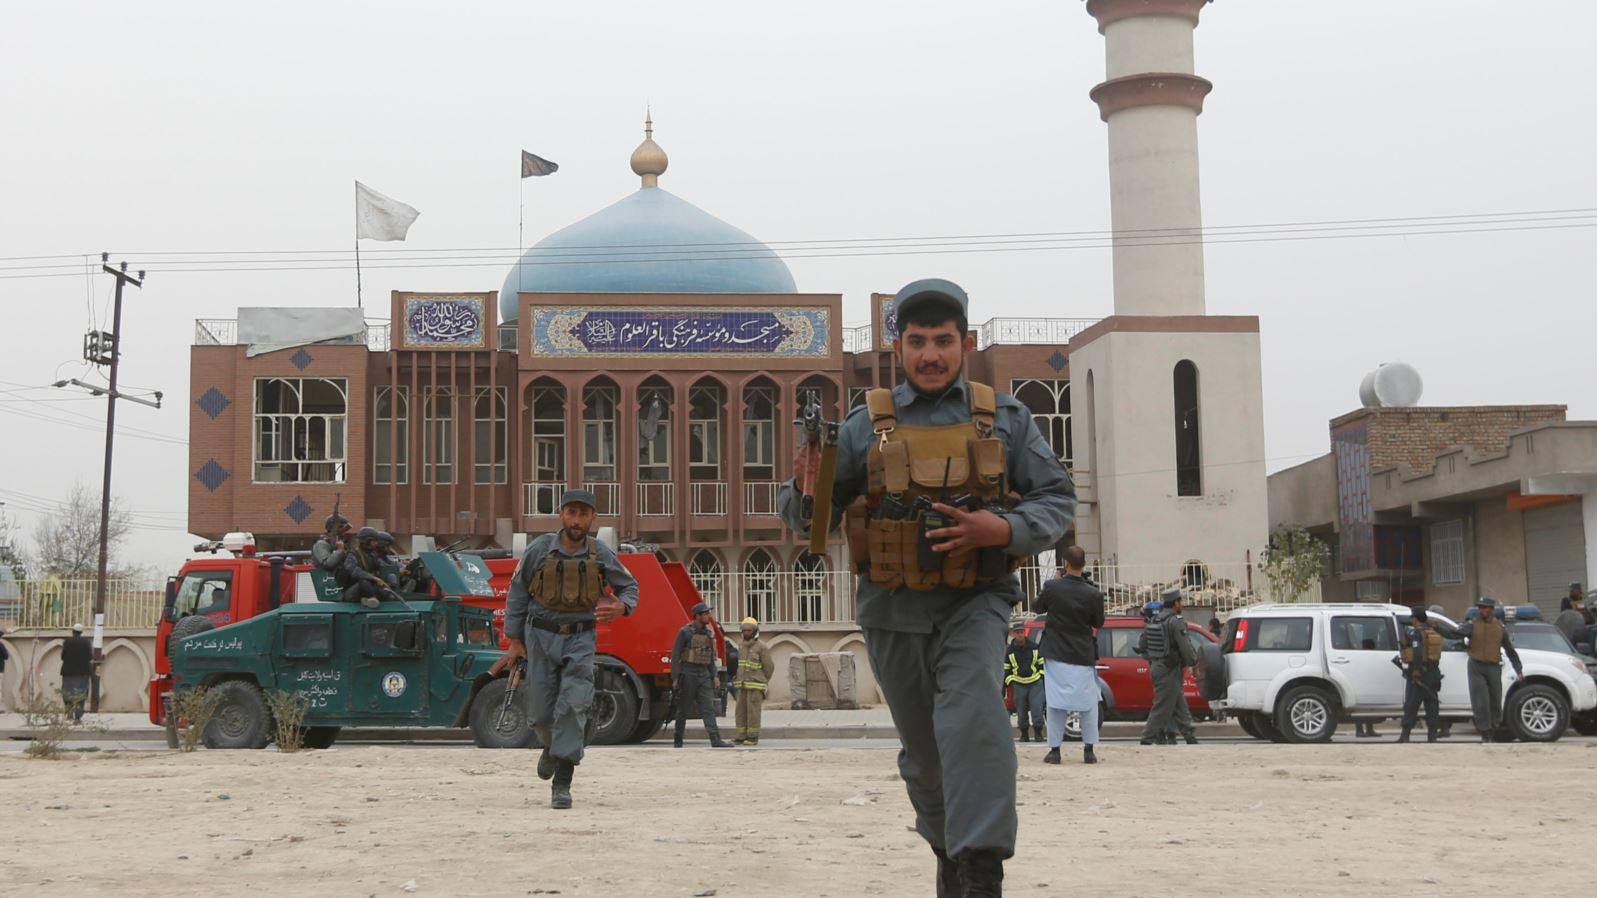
523, 482, 567, 517
636, 481, 674, 517
974, 318, 1099, 351
743, 481, 781, 516
694, 570, 857, 628
689, 481, 727, 516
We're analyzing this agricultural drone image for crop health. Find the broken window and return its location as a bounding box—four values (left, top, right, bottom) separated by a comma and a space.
254, 378, 347, 483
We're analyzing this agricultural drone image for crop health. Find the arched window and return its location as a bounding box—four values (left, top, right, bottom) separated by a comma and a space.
1173, 360, 1201, 496
581, 380, 618, 482
254, 377, 347, 483
743, 549, 778, 624
688, 550, 724, 618
637, 379, 673, 483
794, 553, 826, 622
1011, 378, 1071, 468
527, 380, 567, 514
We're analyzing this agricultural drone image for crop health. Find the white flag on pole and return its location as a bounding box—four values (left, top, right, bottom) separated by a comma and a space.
355, 181, 420, 241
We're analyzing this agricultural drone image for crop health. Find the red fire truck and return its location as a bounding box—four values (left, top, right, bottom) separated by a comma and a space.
150, 532, 720, 745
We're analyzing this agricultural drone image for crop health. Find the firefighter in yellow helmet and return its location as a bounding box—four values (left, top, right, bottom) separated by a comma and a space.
733, 617, 774, 745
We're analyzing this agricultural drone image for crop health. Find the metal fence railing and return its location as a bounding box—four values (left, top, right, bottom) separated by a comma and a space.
693, 571, 857, 628
975, 318, 1099, 351
1013, 561, 1322, 617
1, 580, 163, 630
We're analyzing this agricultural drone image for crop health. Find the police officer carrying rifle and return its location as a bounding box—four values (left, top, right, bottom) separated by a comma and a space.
1440, 596, 1524, 742
1396, 606, 1443, 742
781, 279, 1075, 898
312, 513, 352, 576
341, 527, 399, 608
1137, 586, 1199, 745
503, 490, 638, 809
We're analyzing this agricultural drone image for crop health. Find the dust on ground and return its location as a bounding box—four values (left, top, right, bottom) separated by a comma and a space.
1, 740, 1587, 896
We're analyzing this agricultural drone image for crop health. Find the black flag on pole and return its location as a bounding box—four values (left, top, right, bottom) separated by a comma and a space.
521, 150, 559, 178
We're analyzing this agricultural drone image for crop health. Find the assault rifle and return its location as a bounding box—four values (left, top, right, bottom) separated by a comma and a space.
794, 394, 841, 556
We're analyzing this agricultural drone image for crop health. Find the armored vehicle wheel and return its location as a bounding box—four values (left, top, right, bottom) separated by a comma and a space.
202, 681, 272, 750
1508, 684, 1568, 742
300, 726, 341, 749
624, 714, 669, 744
589, 668, 640, 746
470, 677, 541, 749
1275, 685, 1337, 744
168, 614, 215, 655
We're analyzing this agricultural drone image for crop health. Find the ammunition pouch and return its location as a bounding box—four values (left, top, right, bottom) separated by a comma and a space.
686, 631, 715, 666
529, 538, 605, 613
849, 383, 1022, 591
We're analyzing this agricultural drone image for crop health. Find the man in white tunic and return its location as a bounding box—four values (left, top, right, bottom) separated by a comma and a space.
1031, 546, 1105, 765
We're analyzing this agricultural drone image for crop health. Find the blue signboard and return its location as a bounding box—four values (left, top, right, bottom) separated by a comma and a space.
402, 296, 488, 350
531, 306, 831, 359
877, 294, 898, 349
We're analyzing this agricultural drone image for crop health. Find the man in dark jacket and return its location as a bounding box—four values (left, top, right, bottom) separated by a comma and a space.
1032, 546, 1105, 764
60, 624, 94, 722
0, 626, 10, 713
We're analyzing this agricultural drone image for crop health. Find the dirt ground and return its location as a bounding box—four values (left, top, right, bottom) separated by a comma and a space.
2, 740, 1589, 897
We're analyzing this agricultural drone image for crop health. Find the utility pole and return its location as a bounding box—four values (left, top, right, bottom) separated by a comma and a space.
60, 254, 152, 712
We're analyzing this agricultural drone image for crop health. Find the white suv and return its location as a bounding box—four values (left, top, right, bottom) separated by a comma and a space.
1205, 603, 1597, 743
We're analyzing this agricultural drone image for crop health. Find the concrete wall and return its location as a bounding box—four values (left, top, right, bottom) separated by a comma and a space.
1071, 326, 1268, 568
0, 630, 156, 714
1267, 453, 1338, 531
759, 628, 879, 707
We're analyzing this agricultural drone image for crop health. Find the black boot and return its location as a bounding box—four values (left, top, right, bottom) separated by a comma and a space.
673, 725, 684, 748
933, 849, 962, 898
550, 760, 574, 810
1426, 730, 1439, 743
1183, 732, 1198, 745
1083, 745, 1098, 765
1397, 729, 1411, 744
710, 736, 732, 748
1018, 726, 1030, 743
957, 850, 1004, 898
1043, 747, 1061, 765
537, 748, 556, 780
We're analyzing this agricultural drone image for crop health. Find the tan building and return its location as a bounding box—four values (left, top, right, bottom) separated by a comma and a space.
1268, 403, 1597, 617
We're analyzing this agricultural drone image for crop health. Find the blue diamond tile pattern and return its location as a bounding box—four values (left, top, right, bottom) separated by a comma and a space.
195, 386, 230, 420
194, 459, 230, 492
284, 495, 314, 525
1047, 350, 1068, 373
290, 348, 313, 371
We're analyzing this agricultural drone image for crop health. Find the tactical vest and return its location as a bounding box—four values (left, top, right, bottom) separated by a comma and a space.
684, 628, 715, 666
1402, 628, 1443, 666
845, 382, 1018, 591
1468, 618, 1506, 663
528, 538, 606, 613
1142, 614, 1173, 661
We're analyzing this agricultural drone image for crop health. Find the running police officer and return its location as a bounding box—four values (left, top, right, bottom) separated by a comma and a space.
1137, 586, 1199, 745
503, 489, 638, 809
671, 602, 731, 748
781, 279, 1075, 898
1398, 606, 1444, 743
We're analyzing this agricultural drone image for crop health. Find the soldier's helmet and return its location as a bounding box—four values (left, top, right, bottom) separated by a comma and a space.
355, 526, 380, 543
376, 531, 396, 546
324, 514, 351, 532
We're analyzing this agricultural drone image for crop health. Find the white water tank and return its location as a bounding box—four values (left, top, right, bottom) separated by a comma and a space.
1359, 363, 1423, 408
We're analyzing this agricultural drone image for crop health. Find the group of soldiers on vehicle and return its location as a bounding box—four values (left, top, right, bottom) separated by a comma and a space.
311, 514, 433, 607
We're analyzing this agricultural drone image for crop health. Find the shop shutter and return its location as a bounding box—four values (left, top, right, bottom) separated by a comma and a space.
1524, 501, 1586, 616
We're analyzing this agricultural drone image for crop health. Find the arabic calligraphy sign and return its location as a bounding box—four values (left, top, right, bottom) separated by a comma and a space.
530, 306, 830, 359
397, 294, 491, 350
877, 294, 899, 350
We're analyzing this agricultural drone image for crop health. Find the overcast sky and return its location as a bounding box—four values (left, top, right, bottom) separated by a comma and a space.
2, 0, 1594, 576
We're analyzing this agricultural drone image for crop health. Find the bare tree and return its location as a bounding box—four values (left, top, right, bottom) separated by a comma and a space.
28, 482, 132, 579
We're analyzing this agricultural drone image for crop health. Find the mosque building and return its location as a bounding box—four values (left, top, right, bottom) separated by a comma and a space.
188, 1, 1271, 676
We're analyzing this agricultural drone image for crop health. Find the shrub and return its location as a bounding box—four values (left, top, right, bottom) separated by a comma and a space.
169, 686, 222, 753
265, 690, 310, 753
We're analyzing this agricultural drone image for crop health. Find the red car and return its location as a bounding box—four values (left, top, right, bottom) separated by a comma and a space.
1006, 616, 1217, 729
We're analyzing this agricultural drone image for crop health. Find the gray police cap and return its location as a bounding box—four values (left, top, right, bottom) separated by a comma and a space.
1475, 596, 1498, 609
1160, 586, 1183, 603
892, 278, 969, 325
560, 489, 598, 510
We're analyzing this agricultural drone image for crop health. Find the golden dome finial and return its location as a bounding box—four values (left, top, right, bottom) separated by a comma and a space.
631, 109, 668, 187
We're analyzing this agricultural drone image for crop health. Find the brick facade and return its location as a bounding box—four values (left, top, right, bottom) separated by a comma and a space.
1330, 405, 1567, 476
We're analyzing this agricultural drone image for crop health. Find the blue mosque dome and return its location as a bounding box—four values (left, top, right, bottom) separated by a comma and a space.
499, 117, 797, 323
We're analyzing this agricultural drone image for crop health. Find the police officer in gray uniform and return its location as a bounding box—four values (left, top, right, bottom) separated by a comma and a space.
781, 279, 1075, 898
504, 489, 638, 809
1137, 586, 1199, 745
671, 602, 731, 748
